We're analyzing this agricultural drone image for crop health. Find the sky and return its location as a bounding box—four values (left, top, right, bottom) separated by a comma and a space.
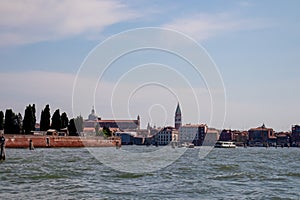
0, 0, 299, 131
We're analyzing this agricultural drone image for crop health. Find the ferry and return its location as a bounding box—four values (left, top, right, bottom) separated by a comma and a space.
214, 141, 236, 148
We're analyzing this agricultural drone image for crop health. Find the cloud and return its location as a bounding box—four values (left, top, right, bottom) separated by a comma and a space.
164, 13, 266, 41
0, 0, 137, 46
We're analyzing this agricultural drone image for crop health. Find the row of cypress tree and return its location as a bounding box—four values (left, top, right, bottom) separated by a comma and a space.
0, 104, 83, 135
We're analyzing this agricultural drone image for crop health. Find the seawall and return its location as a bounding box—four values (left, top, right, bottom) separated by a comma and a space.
4, 134, 121, 148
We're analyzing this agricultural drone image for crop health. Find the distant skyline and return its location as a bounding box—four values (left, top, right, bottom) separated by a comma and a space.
0, 1, 300, 131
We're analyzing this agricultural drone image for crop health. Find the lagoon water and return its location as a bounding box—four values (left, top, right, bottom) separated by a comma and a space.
1, 146, 299, 199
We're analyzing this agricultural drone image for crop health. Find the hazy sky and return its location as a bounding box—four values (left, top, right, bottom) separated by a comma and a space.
0, 0, 299, 131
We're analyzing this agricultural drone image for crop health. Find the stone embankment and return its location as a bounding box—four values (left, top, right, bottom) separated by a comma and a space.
4, 134, 121, 148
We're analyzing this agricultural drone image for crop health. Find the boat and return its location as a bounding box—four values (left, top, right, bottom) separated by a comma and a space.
179, 142, 195, 148
214, 141, 236, 148
187, 143, 195, 148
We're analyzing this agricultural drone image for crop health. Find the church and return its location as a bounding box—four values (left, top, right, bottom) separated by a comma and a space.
85, 107, 140, 132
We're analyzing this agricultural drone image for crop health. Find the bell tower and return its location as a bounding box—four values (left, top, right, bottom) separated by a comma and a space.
174, 103, 182, 130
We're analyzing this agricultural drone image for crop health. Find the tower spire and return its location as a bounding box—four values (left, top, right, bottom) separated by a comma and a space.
175, 102, 182, 130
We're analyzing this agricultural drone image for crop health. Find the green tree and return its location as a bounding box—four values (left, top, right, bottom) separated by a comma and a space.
74, 115, 83, 133
102, 126, 112, 137
4, 109, 21, 134
31, 104, 36, 131
0, 111, 4, 130
51, 109, 61, 131
15, 113, 23, 134
61, 112, 69, 129
95, 123, 100, 136
68, 118, 78, 136
4, 109, 16, 134
23, 104, 35, 134
40, 104, 51, 131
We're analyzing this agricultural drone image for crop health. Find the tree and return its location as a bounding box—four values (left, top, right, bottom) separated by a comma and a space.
61, 112, 69, 129
68, 118, 78, 136
0, 111, 4, 130
15, 113, 23, 134
4, 109, 17, 134
95, 123, 100, 136
23, 104, 35, 134
4, 109, 13, 134
51, 109, 61, 131
40, 104, 51, 131
103, 126, 112, 137
74, 115, 83, 133
31, 104, 36, 131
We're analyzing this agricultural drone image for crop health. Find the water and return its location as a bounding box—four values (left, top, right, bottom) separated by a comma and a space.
1, 147, 299, 199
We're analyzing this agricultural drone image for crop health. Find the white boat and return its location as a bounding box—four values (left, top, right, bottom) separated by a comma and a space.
214, 141, 236, 148
180, 142, 195, 148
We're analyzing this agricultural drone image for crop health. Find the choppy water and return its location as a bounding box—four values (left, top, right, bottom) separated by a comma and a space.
1, 146, 299, 199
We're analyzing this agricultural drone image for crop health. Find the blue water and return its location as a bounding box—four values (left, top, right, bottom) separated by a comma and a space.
0, 147, 299, 199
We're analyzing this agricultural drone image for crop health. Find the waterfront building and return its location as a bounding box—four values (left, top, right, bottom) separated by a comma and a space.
115, 132, 136, 145
248, 124, 275, 146
219, 129, 233, 141
154, 126, 177, 145
203, 128, 220, 146
97, 116, 140, 131
174, 103, 182, 130
133, 135, 144, 145
291, 125, 300, 146
84, 108, 140, 132
232, 130, 248, 146
276, 132, 291, 147
179, 124, 207, 146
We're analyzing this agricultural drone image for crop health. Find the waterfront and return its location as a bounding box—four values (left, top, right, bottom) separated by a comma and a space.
0, 147, 299, 199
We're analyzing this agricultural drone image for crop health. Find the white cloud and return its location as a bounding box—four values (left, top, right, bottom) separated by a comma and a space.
0, 0, 137, 46
164, 13, 266, 41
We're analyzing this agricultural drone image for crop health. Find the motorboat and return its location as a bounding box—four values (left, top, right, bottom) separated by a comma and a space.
179, 142, 195, 148
214, 141, 236, 148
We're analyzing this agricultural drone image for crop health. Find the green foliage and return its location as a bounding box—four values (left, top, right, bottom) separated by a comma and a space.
61, 112, 69, 129
23, 104, 35, 134
16, 113, 23, 133
40, 104, 51, 131
0, 111, 4, 130
68, 118, 78, 136
4, 109, 13, 134
74, 115, 83, 133
31, 104, 36, 131
4, 109, 21, 134
95, 123, 101, 136
51, 109, 61, 131
102, 126, 112, 137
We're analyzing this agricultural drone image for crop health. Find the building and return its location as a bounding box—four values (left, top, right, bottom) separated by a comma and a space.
133, 136, 144, 145
219, 129, 233, 141
276, 132, 291, 147
97, 116, 140, 131
154, 126, 177, 145
88, 106, 98, 121
174, 103, 182, 130
115, 132, 136, 145
291, 125, 300, 146
232, 130, 248, 146
204, 128, 219, 146
179, 124, 208, 146
248, 124, 275, 146
84, 108, 140, 132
